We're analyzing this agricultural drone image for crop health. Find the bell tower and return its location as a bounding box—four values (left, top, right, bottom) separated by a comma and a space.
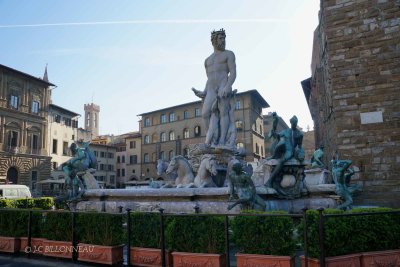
84, 103, 100, 139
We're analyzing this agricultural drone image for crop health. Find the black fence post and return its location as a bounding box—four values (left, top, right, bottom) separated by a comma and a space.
224, 215, 230, 267
71, 211, 77, 261
126, 208, 132, 267
318, 208, 325, 267
302, 208, 308, 267
27, 210, 32, 257
159, 208, 166, 267
194, 205, 200, 214
118, 206, 123, 213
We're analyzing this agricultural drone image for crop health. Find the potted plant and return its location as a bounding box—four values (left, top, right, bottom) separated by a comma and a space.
20, 211, 46, 255
77, 212, 125, 265
231, 211, 296, 267
299, 208, 400, 267
130, 212, 172, 267
165, 215, 226, 267
42, 211, 73, 259
0, 210, 27, 253
352, 208, 400, 266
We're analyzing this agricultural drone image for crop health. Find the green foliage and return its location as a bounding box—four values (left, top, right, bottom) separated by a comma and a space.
165, 215, 225, 254
0, 209, 44, 238
30, 211, 44, 238
0, 197, 54, 209
130, 212, 163, 248
77, 212, 124, 246
32, 198, 54, 210
0, 199, 15, 208
0, 210, 28, 237
299, 208, 400, 258
231, 211, 297, 256
43, 211, 72, 241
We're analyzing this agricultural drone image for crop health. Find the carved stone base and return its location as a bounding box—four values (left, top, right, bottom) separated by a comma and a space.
261, 159, 307, 199
188, 143, 238, 187
78, 187, 337, 214
304, 168, 331, 186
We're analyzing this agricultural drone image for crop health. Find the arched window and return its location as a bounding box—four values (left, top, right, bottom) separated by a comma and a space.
169, 150, 175, 160
160, 132, 166, 142
27, 126, 41, 154
144, 153, 149, 163
160, 114, 166, 124
144, 117, 151, 127
194, 126, 201, 137
169, 131, 175, 141
160, 151, 166, 160
117, 156, 120, 163
235, 100, 241, 110
144, 135, 150, 144
195, 108, 201, 117
237, 142, 244, 149
183, 128, 190, 139
6, 122, 21, 151
86, 112, 90, 127
183, 110, 189, 119
169, 112, 175, 122
255, 143, 260, 154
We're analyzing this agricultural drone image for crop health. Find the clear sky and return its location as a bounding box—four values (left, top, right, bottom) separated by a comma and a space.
0, 0, 320, 135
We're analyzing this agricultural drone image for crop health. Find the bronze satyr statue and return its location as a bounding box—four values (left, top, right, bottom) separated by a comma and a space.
265, 115, 304, 190
311, 145, 325, 168
331, 159, 361, 210
227, 162, 266, 211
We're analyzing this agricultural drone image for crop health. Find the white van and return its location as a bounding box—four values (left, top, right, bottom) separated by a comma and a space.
0, 185, 32, 199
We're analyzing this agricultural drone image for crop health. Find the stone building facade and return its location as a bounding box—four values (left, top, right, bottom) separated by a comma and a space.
47, 104, 79, 178
124, 132, 141, 184
139, 89, 269, 180
302, 0, 400, 207
0, 64, 53, 190
90, 143, 116, 188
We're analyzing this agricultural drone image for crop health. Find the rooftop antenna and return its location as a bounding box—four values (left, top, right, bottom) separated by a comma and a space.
91, 92, 94, 103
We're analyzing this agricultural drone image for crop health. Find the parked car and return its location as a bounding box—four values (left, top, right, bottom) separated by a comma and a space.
0, 185, 32, 199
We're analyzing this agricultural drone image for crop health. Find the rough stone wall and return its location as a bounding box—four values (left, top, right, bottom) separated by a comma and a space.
312, 0, 400, 207
0, 152, 51, 187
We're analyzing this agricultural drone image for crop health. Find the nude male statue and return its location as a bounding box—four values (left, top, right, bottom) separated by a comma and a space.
265, 116, 304, 191
192, 28, 237, 148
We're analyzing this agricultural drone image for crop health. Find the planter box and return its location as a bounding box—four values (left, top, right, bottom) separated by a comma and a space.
130, 247, 172, 267
0, 236, 20, 253
20, 238, 46, 254
236, 253, 294, 267
172, 252, 226, 267
42, 240, 73, 259
361, 249, 400, 267
78, 243, 124, 265
300, 254, 361, 267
